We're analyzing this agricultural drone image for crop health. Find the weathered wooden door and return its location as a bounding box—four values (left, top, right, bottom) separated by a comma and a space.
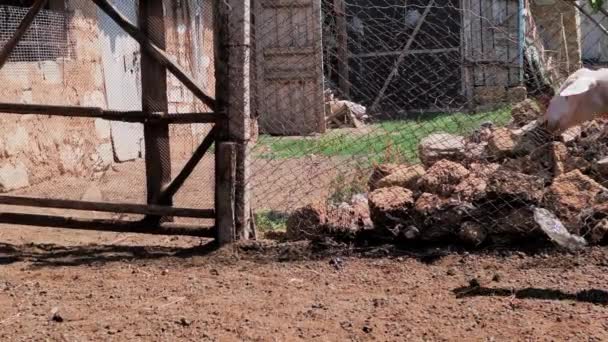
461, 0, 521, 91
98, 0, 144, 162
254, 0, 326, 136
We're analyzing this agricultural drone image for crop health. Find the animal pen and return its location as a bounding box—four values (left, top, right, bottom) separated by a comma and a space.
0, 0, 252, 244
1, 0, 608, 247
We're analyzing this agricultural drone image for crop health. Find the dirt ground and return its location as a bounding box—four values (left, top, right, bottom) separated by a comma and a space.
1, 224, 608, 341
1, 159, 608, 341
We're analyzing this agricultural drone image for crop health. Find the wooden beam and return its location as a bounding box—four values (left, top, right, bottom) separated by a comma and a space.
369, 0, 435, 114
0, 103, 218, 123
215, 0, 253, 242
0, 212, 215, 237
0, 195, 214, 218
156, 126, 218, 203
92, 0, 216, 111
334, 0, 350, 98
138, 0, 173, 225
0, 0, 48, 70
215, 142, 236, 244
349, 47, 460, 59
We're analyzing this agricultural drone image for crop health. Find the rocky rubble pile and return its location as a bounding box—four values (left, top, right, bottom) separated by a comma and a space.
286, 99, 608, 247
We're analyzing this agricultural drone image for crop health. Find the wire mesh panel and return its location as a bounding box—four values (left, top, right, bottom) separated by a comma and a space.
0, 0, 216, 227
248, 0, 608, 246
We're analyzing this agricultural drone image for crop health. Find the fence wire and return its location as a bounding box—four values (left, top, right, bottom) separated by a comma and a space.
248, 0, 608, 246
0, 0, 215, 226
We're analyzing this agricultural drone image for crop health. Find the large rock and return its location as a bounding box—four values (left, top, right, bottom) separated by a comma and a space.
368, 186, 415, 230
545, 170, 608, 230
487, 169, 545, 204
0, 163, 30, 192
510, 99, 541, 127
368, 163, 402, 190
487, 128, 516, 159
375, 164, 425, 190
417, 160, 470, 196
413, 193, 475, 240
418, 133, 466, 167
453, 163, 500, 202
286, 202, 327, 240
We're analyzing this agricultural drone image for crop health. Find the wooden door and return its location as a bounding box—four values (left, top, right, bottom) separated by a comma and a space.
254, 0, 326, 136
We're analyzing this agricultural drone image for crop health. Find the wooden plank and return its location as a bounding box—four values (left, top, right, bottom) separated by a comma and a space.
0, 212, 215, 237
0, 103, 218, 123
370, 0, 435, 113
334, 0, 350, 98
492, 0, 509, 86
311, 0, 326, 133
92, 0, 216, 111
261, 0, 312, 8
139, 0, 172, 224
481, 0, 496, 86
0, 0, 48, 70
461, 0, 474, 106
264, 47, 315, 56
156, 126, 219, 203
470, 0, 483, 85
506, 0, 520, 85
350, 47, 460, 59
0, 195, 214, 219
215, 142, 236, 244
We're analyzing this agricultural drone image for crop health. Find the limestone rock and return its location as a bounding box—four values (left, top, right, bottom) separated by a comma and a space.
417, 160, 470, 196
418, 133, 466, 167
375, 164, 425, 190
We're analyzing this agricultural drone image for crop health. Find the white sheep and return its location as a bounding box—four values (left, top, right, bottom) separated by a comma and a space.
543, 67, 608, 132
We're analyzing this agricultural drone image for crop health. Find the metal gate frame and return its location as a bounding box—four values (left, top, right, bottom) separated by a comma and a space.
0, 0, 251, 244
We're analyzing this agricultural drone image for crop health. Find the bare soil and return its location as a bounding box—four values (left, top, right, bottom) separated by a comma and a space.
1, 224, 608, 341
1, 159, 608, 341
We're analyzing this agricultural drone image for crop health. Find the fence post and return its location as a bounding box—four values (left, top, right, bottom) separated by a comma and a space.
139, 0, 172, 223
215, 0, 253, 243
216, 142, 236, 244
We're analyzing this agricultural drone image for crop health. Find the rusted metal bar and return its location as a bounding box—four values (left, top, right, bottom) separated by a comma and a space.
0, 212, 215, 237
92, 0, 217, 111
0, 0, 48, 70
156, 125, 219, 203
0, 195, 214, 218
0, 103, 218, 123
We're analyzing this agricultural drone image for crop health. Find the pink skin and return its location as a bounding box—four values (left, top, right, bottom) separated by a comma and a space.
542, 68, 608, 133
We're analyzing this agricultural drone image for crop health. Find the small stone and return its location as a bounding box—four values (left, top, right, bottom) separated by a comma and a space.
487, 169, 545, 204
368, 187, 415, 229
50, 307, 63, 323
178, 317, 192, 326
458, 222, 487, 247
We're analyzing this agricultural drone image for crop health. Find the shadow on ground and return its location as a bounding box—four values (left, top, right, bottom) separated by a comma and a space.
0, 241, 220, 268
453, 284, 608, 305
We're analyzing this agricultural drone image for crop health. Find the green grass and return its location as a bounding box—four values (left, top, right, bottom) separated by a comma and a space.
254, 210, 288, 232
253, 107, 512, 164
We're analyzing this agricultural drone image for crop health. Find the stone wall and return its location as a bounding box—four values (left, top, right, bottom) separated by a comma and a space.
0, 0, 216, 193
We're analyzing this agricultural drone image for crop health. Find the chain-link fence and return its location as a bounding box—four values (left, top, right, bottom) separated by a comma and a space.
249, 0, 608, 246
0, 0, 216, 227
